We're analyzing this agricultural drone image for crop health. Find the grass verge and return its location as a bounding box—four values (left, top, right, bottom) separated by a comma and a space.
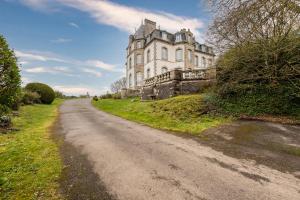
0, 99, 64, 200
92, 95, 230, 135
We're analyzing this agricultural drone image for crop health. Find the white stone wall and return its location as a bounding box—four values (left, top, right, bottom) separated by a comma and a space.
127, 54, 135, 88
194, 52, 214, 69
143, 42, 155, 78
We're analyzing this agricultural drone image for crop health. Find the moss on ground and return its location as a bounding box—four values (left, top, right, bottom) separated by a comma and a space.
0, 99, 64, 200
92, 95, 230, 135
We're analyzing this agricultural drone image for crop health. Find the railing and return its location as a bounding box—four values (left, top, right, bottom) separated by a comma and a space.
143, 68, 215, 87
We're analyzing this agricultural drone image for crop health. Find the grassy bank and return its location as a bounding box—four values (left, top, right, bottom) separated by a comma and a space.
0, 99, 63, 200
92, 95, 230, 135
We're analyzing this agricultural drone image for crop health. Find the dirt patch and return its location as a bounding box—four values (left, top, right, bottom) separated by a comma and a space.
199, 120, 300, 174
52, 118, 116, 200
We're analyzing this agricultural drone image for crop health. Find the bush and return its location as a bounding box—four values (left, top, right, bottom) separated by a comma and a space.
0, 115, 11, 128
54, 90, 65, 99
25, 83, 55, 104
0, 35, 21, 112
100, 93, 113, 99
21, 90, 41, 105
93, 96, 99, 101
112, 93, 121, 99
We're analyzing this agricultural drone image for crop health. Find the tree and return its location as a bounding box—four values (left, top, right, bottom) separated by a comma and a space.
0, 35, 21, 114
207, 0, 300, 115
111, 77, 126, 93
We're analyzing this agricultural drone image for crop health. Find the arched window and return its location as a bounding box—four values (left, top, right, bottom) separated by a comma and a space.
176, 48, 183, 61
161, 67, 168, 73
147, 49, 151, 63
194, 55, 199, 66
129, 57, 132, 69
129, 73, 132, 87
136, 72, 143, 86
202, 57, 206, 68
146, 68, 150, 79
161, 47, 168, 60
188, 50, 192, 62
136, 54, 142, 64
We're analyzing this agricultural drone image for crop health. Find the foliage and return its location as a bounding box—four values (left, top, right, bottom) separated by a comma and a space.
25, 83, 55, 104
93, 96, 99, 101
54, 90, 65, 99
0, 35, 21, 113
112, 93, 121, 99
208, 0, 300, 116
0, 99, 63, 199
21, 90, 41, 105
0, 115, 11, 128
110, 77, 126, 93
99, 93, 113, 99
92, 95, 229, 135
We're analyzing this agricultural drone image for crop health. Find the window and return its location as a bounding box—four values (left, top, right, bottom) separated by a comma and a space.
129, 73, 132, 87
137, 41, 142, 49
161, 47, 168, 60
147, 50, 151, 63
162, 32, 167, 40
146, 69, 150, 78
194, 55, 199, 66
136, 72, 143, 86
202, 57, 206, 68
175, 34, 182, 42
136, 54, 142, 64
129, 57, 132, 69
161, 67, 168, 73
176, 48, 183, 61
188, 50, 192, 62
208, 59, 213, 67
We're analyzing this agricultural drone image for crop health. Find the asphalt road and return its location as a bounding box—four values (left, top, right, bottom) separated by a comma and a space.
57, 99, 300, 200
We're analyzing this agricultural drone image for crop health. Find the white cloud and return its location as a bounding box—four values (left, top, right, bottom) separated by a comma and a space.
51, 38, 72, 43
53, 85, 108, 96
15, 50, 65, 62
69, 22, 79, 28
18, 0, 204, 37
82, 68, 102, 77
24, 66, 71, 74
85, 59, 116, 71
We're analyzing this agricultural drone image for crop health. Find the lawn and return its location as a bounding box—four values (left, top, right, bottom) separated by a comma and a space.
92, 95, 230, 135
0, 99, 64, 200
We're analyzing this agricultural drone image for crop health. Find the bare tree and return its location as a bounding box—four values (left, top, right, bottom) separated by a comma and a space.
110, 77, 127, 93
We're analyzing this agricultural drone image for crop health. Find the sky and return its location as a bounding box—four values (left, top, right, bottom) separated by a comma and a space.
0, 0, 213, 96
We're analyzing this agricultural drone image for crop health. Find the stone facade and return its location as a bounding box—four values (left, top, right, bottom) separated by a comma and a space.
126, 19, 215, 90
141, 68, 216, 100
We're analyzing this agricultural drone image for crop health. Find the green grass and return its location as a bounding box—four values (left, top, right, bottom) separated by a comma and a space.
0, 99, 64, 200
92, 95, 230, 135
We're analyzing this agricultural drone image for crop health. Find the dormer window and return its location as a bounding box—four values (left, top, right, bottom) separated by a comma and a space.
137, 41, 142, 49
162, 32, 167, 40
175, 34, 182, 42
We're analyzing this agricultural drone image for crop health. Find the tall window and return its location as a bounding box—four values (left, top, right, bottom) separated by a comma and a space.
161, 47, 168, 60
194, 55, 199, 66
136, 72, 142, 86
147, 49, 151, 63
137, 41, 142, 49
176, 48, 183, 61
175, 34, 182, 42
188, 50, 192, 62
161, 67, 168, 73
136, 54, 142, 64
208, 59, 212, 67
129, 57, 132, 69
129, 73, 132, 87
202, 57, 206, 68
146, 68, 150, 78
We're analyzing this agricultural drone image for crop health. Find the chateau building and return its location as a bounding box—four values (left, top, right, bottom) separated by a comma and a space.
126, 19, 215, 89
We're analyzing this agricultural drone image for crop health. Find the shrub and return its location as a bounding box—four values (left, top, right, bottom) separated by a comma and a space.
25, 83, 55, 104
112, 93, 121, 99
54, 90, 65, 99
93, 96, 99, 101
21, 90, 41, 105
0, 35, 21, 112
100, 93, 113, 99
0, 115, 11, 128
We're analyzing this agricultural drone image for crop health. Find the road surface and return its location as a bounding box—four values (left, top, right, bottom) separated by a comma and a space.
57, 99, 300, 200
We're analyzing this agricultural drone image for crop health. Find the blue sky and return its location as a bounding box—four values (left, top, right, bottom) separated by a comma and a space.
0, 0, 212, 95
